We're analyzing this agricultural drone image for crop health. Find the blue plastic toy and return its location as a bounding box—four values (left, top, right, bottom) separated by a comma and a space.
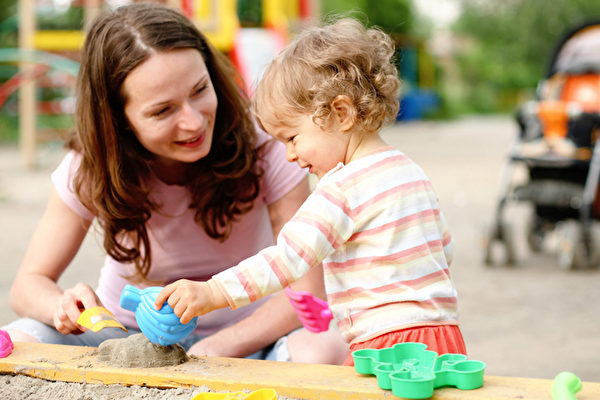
120, 285, 198, 346
352, 342, 485, 399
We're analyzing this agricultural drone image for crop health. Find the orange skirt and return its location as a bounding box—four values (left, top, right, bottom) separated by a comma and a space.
343, 325, 466, 366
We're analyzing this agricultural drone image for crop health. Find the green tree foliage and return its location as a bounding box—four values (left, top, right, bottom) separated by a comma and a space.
37, 5, 84, 30
453, 0, 600, 112
0, 0, 17, 48
322, 0, 415, 34
0, 0, 18, 143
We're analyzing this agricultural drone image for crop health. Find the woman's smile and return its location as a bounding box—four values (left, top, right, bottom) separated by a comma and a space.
175, 134, 205, 148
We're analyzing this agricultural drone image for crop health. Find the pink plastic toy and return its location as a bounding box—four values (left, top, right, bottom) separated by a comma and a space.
284, 287, 333, 333
0, 329, 14, 358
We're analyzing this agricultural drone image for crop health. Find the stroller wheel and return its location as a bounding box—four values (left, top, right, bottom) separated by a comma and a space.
526, 216, 546, 253
483, 222, 517, 267
556, 220, 586, 270
528, 231, 545, 253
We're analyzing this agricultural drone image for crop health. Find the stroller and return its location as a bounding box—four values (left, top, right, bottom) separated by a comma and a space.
485, 20, 600, 269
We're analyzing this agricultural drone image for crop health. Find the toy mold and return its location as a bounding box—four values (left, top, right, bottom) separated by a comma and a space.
120, 285, 198, 346
352, 342, 485, 399
284, 287, 332, 333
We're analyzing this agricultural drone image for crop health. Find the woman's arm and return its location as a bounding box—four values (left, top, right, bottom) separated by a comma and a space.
188, 176, 327, 357
9, 187, 100, 334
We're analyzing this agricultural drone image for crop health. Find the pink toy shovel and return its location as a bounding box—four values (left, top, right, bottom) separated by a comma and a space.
0, 329, 14, 358
284, 287, 332, 333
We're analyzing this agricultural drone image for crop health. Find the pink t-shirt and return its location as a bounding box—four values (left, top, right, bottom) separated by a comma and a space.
51, 132, 306, 335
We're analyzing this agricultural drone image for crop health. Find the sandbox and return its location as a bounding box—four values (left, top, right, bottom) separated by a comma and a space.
2, 341, 600, 399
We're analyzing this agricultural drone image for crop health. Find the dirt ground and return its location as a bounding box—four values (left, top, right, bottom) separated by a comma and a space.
1, 115, 599, 392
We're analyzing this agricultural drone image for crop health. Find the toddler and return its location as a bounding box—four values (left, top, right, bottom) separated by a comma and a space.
156, 17, 466, 365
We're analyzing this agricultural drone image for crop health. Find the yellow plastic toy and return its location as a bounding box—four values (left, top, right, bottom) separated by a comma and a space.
77, 306, 127, 333
192, 388, 276, 400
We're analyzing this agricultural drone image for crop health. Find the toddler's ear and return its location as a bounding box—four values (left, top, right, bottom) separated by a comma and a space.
331, 95, 356, 132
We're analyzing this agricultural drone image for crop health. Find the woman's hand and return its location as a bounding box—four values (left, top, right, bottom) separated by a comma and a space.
53, 282, 102, 335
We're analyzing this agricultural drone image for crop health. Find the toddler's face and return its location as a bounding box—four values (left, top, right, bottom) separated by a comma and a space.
266, 114, 351, 179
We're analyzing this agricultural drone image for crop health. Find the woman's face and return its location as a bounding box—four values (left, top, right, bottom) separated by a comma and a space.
123, 48, 218, 170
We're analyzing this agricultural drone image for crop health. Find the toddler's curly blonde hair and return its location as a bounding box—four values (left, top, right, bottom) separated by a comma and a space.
254, 17, 400, 134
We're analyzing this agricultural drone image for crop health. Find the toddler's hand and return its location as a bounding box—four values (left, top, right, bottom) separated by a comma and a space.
154, 279, 227, 324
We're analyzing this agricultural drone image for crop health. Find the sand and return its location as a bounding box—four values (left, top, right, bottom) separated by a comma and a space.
0, 334, 302, 399
0, 334, 204, 399
97, 333, 189, 368
0, 374, 205, 400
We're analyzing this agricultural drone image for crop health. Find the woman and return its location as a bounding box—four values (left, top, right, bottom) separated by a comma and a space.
4, 3, 347, 363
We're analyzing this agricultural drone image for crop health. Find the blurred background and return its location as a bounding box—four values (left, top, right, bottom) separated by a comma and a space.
1, 0, 599, 383
0, 0, 599, 147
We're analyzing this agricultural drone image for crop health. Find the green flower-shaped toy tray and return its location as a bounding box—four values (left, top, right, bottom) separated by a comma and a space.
352, 342, 485, 399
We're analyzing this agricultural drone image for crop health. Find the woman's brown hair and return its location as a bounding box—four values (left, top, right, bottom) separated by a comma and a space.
68, 3, 262, 281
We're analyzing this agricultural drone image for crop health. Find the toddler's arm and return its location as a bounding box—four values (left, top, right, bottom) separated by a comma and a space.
154, 279, 228, 324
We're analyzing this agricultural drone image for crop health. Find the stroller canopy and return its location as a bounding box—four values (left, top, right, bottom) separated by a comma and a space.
547, 21, 600, 77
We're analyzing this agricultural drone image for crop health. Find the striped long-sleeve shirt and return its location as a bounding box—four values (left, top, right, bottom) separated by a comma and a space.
213, 147, 459, 344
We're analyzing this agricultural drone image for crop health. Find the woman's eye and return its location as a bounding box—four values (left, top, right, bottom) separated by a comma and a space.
193, 85, 207, 96
153, 107, 170, 118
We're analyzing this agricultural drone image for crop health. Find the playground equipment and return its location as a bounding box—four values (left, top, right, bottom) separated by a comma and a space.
11, 0, 317, 168
0, 47, 78, 167
395, 37, 440, 121
9, 0, 84, 168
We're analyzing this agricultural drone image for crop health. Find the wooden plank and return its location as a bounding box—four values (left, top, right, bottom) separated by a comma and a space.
1, 342, 599, 400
